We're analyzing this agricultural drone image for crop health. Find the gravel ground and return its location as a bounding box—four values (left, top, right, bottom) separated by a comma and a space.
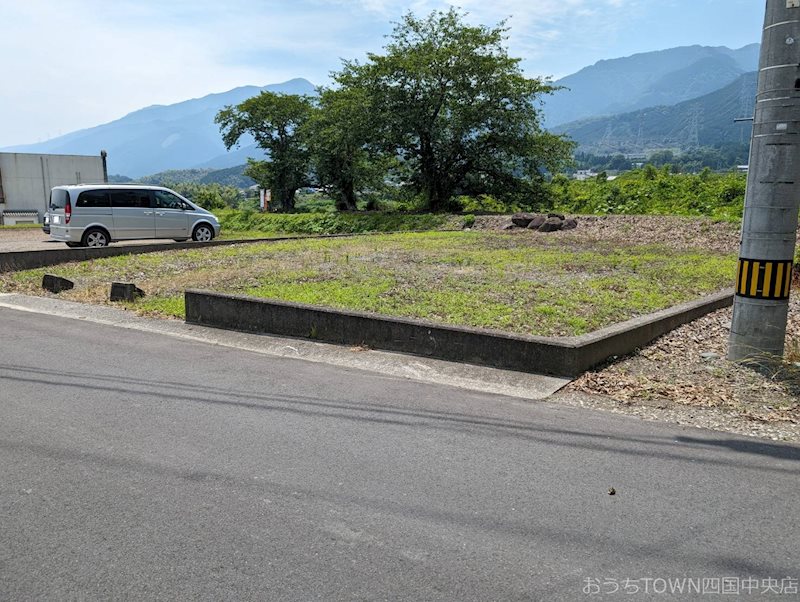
562, 296, 800, 443
478, 214, 800, 442
0, 228, 198, 252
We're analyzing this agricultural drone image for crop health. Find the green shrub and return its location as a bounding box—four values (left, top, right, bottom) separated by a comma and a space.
456, 194, 516, 213
552, 168, 747, 221
218, 210, 462, 235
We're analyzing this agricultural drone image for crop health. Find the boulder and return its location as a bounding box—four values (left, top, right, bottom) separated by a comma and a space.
538, 217, 564, 233
42, 274, 74, 293
511, 212, 536, 228
562, 218, 578, 231
548, 213, 566, 220
110, 282, 146, 302
526, 215, 547, 230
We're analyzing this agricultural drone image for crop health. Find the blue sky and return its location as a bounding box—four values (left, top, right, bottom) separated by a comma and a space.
0, 0, 763, 147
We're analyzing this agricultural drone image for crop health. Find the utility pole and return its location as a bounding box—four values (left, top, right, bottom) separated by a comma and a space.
729, 0, 800, 364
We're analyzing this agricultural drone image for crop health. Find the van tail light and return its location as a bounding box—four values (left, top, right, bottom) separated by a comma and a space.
65, 199, 71, 224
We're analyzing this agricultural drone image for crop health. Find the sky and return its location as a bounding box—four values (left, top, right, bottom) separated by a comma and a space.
0, 0, 764, 148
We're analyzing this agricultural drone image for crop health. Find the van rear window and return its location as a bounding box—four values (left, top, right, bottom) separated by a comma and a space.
49, 189, 70, 209
77, 190, 111, 208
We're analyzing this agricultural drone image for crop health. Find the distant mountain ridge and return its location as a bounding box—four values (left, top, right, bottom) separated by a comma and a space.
2, 78, 316, 177
544, 44, 759, 127
2, 43, 761, 176
554, 72, 758, 155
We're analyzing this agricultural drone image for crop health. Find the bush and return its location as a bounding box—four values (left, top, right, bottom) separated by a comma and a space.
456, 194, 516, 213
218, 210, 462, 235
552, 167, 747, 221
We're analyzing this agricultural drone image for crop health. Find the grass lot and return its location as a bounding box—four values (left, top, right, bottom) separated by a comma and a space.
0, 229, 736, 337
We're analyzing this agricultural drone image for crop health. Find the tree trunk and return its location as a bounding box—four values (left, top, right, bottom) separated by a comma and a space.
337, 179, 357, 211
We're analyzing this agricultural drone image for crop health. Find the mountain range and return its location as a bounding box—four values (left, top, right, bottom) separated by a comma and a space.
1, 44, 760, 176
2, 78, 316, 177
544, 44, 759, 127
554, 71, 757, 155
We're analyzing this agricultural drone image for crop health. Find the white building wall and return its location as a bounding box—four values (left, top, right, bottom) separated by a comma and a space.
0, 153, 105, 219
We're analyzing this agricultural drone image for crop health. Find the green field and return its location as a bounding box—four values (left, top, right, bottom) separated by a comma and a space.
1, 230, 737, 337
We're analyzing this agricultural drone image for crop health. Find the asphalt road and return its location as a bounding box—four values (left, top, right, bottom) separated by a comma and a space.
1, 307, 798, 600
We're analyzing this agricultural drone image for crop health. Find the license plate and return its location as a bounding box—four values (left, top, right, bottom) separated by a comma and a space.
52, 215, 60, 224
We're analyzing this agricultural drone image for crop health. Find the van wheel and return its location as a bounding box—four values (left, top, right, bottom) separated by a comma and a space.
83, 228, 109, 247
192, 224, 214, 242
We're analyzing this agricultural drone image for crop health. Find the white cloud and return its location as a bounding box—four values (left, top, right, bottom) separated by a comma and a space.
320, 0, 642, 77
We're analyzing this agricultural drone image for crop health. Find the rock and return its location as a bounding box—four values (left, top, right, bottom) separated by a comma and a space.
42, 274, 74, 293
548, 213, 566, 220
502, 222, 516, 230
511, 212, 536, 228
700, 351, 722, 361
562, 218, 578, 231
110, 282, 146, 302
538, 217, 564, 233
526, 215, 547, 230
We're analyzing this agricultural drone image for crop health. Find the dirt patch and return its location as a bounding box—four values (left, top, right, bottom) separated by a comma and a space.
473, 214, 741, 253
563, 294, 800, 442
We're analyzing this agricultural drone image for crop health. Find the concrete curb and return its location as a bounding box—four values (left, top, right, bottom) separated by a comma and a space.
0, 232, 416, 273
0, 238, 274, 273
184, 289, 734, 377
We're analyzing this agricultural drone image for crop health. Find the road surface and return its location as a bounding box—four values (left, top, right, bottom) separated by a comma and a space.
1, 306, 798, 600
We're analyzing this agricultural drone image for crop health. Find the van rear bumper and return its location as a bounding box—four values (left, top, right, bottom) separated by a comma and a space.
49, 225, 82, 242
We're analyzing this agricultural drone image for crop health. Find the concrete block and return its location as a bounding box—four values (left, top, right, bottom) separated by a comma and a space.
110, 282, 145, 302
41, 274, 74, 293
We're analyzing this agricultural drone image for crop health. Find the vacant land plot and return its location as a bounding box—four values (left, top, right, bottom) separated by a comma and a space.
5, 216, 797, 439
0, 226, 736, 338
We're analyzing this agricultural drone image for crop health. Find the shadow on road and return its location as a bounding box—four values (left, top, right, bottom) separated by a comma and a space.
675, 435, 800, 461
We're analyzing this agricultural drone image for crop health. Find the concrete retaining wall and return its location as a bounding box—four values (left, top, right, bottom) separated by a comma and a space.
0, 235, 353, 273
184, 289, 734, 377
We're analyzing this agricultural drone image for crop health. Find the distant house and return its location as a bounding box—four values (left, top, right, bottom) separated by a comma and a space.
574, 169, 599, 181
0, 152, 107, 224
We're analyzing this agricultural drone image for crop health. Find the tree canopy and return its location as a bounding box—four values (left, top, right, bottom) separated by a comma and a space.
216, 92, 314, 211
216, 8, 574, 212
334, 8, 574, 210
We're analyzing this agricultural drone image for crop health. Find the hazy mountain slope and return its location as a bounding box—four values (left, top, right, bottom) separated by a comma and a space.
2, 78, 315, 177
543, 44, 759, 127
555, 72, 757, 154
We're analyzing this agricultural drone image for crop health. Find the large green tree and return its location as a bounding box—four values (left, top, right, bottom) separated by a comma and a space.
216, 92, 314, 211
308, 87, 387, 211
334, 8, 574, 210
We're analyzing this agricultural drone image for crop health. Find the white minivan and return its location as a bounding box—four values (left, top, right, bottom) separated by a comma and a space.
48, 184, 221, 247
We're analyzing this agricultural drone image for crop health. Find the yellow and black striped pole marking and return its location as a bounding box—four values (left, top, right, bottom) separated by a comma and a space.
736, 259, 793, 300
